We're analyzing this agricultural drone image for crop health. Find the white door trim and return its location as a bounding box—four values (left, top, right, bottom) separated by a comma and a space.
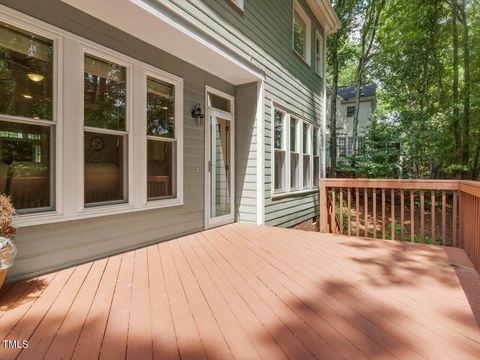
204, 87, 235, 229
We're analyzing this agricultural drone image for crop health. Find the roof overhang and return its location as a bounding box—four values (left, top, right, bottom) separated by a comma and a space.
305, 0, 341, 35
60, 0, 263, 85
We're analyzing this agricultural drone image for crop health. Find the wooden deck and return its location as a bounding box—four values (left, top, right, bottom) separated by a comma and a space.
1, 223, 480, 360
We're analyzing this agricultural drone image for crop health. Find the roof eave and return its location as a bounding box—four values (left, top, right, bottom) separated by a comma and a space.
305, 0, 341, 35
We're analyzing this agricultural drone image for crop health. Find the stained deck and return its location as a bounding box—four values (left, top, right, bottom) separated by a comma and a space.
1, 223, 480, 360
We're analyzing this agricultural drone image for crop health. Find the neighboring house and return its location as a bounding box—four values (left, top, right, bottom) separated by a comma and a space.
0, 0, 339, 281
326, 83, 377, 167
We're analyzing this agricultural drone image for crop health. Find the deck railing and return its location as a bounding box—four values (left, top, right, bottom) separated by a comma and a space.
319, 179, 480, 271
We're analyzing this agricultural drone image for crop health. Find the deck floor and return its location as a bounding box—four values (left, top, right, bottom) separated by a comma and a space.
1, 223, 480, 359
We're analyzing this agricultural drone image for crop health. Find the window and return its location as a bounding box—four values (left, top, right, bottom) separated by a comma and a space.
338, 137, 347, 158
147, 76, 177, 200
313, 127, 320, 186
303, 122, 311, 188
0, 22, 55, 213
273, 109, 286, 192
84, 54, 128, 206
347, 106, 355, 117
290, 117, 299, 189
292, 1, 311, 63
315, 31, 324, 76
228, 0, 244, 11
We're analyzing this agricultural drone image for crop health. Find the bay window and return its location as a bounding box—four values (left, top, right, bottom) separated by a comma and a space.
0, 22, 55, 213
83, 54, 128, 206
146, 76, 177, 200
274, 109, 286, 192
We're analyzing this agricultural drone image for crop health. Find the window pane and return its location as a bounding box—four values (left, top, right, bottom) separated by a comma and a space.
303, 155, 311, 188
313, 128, 318, 156
209, 93, 231, 113
291, 153, 299, 189
290, 117, 297, 152
347, 106, 355, 117
274, 150, 285, 191
147, 140, 176, 200
303, 123, 309, 154
293, 13, 305, 57
84, 131, 126, 205
84, 55, 126, 130
147, 77, 175, 138
274, 110, 284, 149
313, 156, 319, 186
0, 121, 53, 212
0, 23, 53, 120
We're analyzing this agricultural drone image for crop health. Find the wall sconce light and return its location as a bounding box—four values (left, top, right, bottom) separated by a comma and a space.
191, 104, 204, 126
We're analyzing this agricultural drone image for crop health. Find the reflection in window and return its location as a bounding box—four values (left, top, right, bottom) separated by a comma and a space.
290, 118, 299, 189
147, 77, 175, 138
84, 54, 127, 206
303, 123, 311, 188
84, 132, 126, 205
0, 121, 53, 212
293, 10, 306, 58
313, 127, 319, 186
0, 22, 53, 120
147, 75, 177, 201
147, 140, 175, 200
274, 110, 285, 192
84, 55, 126, 131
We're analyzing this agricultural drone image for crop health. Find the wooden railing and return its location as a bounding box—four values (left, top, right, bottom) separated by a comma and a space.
319, 179, 480, 271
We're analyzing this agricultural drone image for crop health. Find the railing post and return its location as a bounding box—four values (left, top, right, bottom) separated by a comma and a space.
319, 180, 329, 233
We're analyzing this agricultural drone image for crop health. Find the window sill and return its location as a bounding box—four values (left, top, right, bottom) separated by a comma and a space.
271, 188, 318, 201
14, 198, 184, 227
292, 48, 310, 66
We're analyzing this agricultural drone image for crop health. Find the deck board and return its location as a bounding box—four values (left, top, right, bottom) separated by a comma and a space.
1, 223, 480, 360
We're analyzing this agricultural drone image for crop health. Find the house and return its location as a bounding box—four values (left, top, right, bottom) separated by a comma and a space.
0, 0, 339, 281
326, 83, 377, 166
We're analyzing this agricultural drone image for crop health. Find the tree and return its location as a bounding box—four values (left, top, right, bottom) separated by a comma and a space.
350, 0, 386, 167
327, 0, 359, 177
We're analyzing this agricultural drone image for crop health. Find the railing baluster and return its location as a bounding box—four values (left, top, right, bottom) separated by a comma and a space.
442, 190, 447, 246
400, 189, 405, 241
411, 190, 415, 242
373, 189, 377, 239
356, 188, 360, 237
340, 188, 344, 235
364, 187, 369, 238
420, 190, 425, 243
347, 187, 351, 236
382, 189, 386, 240
453, 191, 458, 247
391, 189, 395, 241
332, 187, 336, 234
431, 191, 436, 245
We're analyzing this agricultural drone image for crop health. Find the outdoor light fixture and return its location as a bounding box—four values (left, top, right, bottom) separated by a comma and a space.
191, 104, 204, 126
27, 73, 44, 82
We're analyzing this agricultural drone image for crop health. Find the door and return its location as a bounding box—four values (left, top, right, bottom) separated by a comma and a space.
205, 88, 234, 228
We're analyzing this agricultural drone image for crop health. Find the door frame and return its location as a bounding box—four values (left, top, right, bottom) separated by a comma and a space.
204, 86, 235, 229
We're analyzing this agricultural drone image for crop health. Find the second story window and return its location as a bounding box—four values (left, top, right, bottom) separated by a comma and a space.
292, 1, 311, 63
347, 106, 355, 117
315, 31, 324, 77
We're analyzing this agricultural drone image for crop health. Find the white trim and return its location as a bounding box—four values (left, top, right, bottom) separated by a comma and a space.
0, 6, 185, 227
205, 87, 235, 229
256, 79, 265, 225
292, 0, 312, 65
0, 10, 64, 218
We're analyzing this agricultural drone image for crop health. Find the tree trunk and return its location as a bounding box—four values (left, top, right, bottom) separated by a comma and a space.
460, 0, 471, 176
329, 31, 340, 178
451, 0, 462, 167
351, 71, 363, 168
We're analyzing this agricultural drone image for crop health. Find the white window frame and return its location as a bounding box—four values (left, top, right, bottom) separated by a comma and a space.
3, 6, 184, 227
271, 101, 318, 199
312, 125, 320, 188
302, 122, 312, 189
290, 117, 300, 191
292, 0, 311, 64
315, 30, 324, 77
0, 9, 64, 222
338, 137, 347, 158
143, 66, 184, 208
